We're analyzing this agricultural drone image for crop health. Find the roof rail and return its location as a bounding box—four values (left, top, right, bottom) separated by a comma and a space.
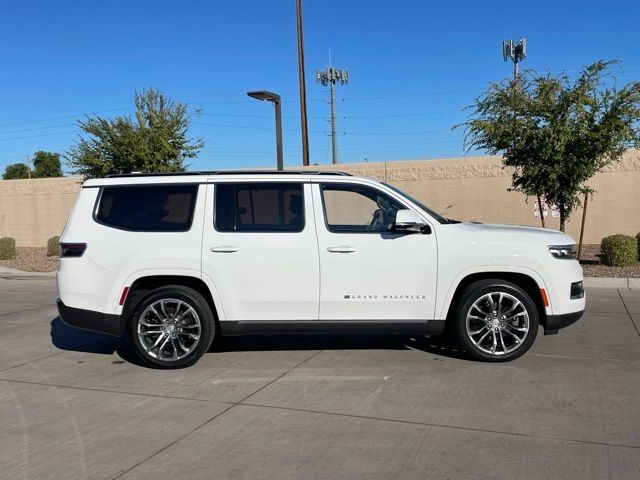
105, 170, 352, 178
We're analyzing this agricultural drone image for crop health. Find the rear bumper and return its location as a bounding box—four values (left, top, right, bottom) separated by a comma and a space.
543, 309, 584, 335
57, 299, 125, 336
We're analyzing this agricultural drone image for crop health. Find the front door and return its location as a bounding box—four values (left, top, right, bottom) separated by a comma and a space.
312, 181, 438, 321
202, 181, 319, 321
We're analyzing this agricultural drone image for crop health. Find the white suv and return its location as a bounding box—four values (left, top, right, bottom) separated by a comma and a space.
56, 171, 585, 367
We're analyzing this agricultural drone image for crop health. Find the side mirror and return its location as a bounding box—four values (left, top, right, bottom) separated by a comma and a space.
392, 209, 431, 234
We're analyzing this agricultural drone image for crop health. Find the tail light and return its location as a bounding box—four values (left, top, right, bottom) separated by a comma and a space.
60, 243, 87, 258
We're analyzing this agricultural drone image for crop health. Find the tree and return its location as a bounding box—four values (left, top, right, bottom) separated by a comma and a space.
2, 163, 29, 180
459, 61, 640, 231
32, 151, 63, 178
66, 88, 204, 178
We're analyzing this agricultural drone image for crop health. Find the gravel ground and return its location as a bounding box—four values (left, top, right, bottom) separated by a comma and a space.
580, 244, 640, 278
1, 244, 638, 277
0, 247, 59, 272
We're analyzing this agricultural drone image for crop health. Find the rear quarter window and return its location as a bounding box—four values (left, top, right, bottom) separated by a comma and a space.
95, 184, 198, 232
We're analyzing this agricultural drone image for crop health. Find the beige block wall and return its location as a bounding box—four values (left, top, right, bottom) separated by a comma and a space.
0, 177, 82, 247
1, 151, 639, 247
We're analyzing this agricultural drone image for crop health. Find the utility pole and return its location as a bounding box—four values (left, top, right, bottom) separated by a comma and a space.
25, 155, 31, 179
502, 37, 527, 81
316, 58, 348, 165
296, 0, 310, 166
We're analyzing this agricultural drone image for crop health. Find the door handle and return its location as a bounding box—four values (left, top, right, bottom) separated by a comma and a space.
210, 246, 239, 253
327, 246, 356, 253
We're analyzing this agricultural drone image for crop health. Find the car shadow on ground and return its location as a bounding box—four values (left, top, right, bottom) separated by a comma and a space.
212, 333, 469, 360
50, 316, 471, 366
50, 316, 143, 365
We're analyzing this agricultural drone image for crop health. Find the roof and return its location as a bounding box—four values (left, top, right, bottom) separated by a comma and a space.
105, 170, 352, 178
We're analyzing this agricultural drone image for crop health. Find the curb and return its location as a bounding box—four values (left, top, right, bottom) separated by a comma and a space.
0, 267, 56, 278
584, 277, 639, 289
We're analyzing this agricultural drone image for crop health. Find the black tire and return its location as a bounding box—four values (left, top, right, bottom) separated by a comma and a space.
453, 279, 538, 362
128, 285, 215, 368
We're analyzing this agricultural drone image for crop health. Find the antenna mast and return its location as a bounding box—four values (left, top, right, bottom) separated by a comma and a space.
316, 54, 348, 165
502, 37, 527, 80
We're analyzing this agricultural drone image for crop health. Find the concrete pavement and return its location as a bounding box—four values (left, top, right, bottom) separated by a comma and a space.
1, 276, 639, 479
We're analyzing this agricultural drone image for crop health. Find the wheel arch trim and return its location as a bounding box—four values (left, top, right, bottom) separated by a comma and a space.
438, 266, 551, 320
116, 269, 225, 322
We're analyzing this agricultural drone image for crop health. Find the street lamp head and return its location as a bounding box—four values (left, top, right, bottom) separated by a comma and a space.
247, 90, 280, 104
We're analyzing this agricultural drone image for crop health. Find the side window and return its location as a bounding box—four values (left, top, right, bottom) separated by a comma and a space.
215, 182, 304, 232
95, 184, 198, 232
321, 183, 405, 233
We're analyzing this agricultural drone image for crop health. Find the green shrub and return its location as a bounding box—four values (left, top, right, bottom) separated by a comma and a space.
0, 237, 16, 260
47, 235, 61, 257
637, 233, 640, 263
600, 234, 638, 267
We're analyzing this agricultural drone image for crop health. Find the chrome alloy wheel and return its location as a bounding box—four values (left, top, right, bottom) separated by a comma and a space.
136, 298, 201, 361
465, 292, 530, 356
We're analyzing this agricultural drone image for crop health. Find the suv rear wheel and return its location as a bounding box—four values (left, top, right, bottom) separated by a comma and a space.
129, 285, 214, 368
454, 279, 538, 362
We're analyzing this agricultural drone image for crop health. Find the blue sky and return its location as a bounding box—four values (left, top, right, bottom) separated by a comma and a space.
1, 0, 639, 173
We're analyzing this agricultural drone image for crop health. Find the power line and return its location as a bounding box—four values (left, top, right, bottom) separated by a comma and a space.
0, 123, 77, 135
342, 110, 463, 119
0, 87, 480, 130
336, 87, 483, 101
0, 131, 78, 142
198, 109, 464, 120
0, 86, 483, 128
0, 121, 461, 141
198, 136, 461, 154
342, 128, 460, 136
193, 121, 327, 134
0, 107, 133, 128
0, 107, 465, 132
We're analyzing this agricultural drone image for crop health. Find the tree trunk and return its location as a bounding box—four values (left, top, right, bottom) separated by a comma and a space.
559, 201, 566, 232
536, 194, 545, 228
577, 191, 588, 260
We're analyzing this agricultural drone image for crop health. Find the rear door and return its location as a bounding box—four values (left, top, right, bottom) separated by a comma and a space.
312, 180, 438, 321
201, 180, 319, 321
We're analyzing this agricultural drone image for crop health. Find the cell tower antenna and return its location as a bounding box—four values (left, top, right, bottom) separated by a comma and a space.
316, 51, 349, 165
502, 37, 527, 80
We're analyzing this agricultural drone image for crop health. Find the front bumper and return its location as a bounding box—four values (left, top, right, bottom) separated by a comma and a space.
57, 299, 125, 336
543, 309, 584, 335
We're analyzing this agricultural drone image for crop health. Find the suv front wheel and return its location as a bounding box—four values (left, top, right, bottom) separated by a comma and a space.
454, 279, 539, 362
129, 285, 215, 368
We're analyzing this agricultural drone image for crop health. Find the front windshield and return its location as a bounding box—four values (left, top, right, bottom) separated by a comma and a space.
382, 182, 454, 224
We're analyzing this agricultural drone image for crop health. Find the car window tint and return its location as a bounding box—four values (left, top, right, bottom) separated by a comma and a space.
321, 183, 404, 233
215, 183, 304, 232
95, 184, 198, 232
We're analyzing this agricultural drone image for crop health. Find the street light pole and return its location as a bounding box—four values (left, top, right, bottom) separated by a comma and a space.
274, 98, 283, 171
247, 90, 283, 171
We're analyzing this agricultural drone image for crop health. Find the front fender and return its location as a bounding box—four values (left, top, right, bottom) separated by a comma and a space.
436, 265, 552, 320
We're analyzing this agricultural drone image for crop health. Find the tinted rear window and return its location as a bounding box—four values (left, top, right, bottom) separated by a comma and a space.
95, 184, 198, 232
215, 182, 304, 232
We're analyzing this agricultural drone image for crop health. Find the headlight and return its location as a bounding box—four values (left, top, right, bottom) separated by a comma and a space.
548, 244, 577, 260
